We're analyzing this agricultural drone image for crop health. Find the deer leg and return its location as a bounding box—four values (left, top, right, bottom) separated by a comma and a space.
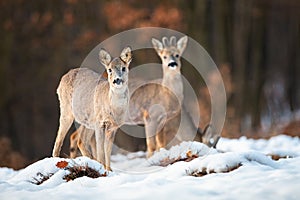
78, 127, 93, 158
155, 130, 166, 151
155, 113, 168, 150
52, 112, 74, 157
104, 128, 116, 171
90, 134, 97, 159
201, 124, 220, 148
95, 125, 105, 166
143, 112, 158, 157
69, 129, 79, 158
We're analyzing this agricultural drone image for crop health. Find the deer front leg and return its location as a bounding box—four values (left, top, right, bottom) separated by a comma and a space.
90, 134, 97, 159
155, 130, 166, 151
104, 131, 115, 171
143, 110, 157, 157
95, 125, 105, 166
144, 108, 168, 157
155, 113, 168, 150
104, 127, 116, 171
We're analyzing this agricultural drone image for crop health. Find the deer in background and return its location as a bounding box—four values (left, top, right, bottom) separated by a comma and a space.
52, 47, 132, 171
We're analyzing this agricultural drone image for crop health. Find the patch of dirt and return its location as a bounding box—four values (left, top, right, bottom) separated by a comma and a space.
268, 154, 294, 161
188, 163, 242, 177
159, 150, 199, 167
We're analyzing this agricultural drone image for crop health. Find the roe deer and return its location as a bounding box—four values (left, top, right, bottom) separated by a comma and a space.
70, 36, 188, 158
70, 36, 218, 158
52, 47, 132, 170
151, 36, 219, 148
69, 36, 219, 158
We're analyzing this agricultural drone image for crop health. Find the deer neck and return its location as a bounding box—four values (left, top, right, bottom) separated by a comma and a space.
109, 85, 129, 107
162, 67, 184, 103
108, 85, 129, 124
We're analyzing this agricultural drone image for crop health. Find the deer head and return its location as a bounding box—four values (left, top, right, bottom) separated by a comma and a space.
99, 47, 132, 91
152, 36, 188, 74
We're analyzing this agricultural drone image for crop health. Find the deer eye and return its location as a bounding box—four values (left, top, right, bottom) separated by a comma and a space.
175, 54, 179, 58
108, 69, 112, 73
163, 56, 167, 59
122, 67, 126, 72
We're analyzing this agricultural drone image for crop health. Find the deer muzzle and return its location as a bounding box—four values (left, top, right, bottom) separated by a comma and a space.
168, 61, 178, 68
113, 78, 124, 85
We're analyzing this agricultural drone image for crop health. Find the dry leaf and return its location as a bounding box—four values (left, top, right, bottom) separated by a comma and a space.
56, 160, 69, 169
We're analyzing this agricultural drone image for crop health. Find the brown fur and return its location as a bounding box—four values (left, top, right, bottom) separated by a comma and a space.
69, 36, 219, 159
52, 47, 132, 170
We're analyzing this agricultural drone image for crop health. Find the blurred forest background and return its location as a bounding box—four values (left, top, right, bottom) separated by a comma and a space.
0, 0, 299, 169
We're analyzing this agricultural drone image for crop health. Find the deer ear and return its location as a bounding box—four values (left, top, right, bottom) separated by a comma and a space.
177, 36, 188, 55
152, 38, 163, 55
99, 49, 111, 67
120, 46, 132, 65
101, 70, 108, 80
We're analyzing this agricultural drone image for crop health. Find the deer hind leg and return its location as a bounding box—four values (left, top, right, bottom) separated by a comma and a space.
52, 108, 74, 157
78, 126, 94, 158
77, 126, 92, 158
69, 129, 79, 158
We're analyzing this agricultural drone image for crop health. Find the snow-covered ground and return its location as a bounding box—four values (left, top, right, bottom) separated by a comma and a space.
1, 135, 300, 200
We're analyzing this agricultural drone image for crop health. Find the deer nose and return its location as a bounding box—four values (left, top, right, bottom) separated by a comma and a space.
168, 61, 178, 68
113, 78, 123, 85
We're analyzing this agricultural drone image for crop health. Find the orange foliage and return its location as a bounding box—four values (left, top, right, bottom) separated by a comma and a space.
73, 30, 98, 49
282, 120, 300, 137
56, 160, 69, 169
65, 0, 78, 4
103, 1, 183, 31
149, 5, 182, 29
103, 2, 147, 31
64, 10, 74, 26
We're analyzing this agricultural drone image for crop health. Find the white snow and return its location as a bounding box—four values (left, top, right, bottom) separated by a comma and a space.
1, 134, 300, 200
217, 134, 300, 158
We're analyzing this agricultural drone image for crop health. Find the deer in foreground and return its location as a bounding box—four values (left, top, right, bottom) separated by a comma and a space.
52, 47, 132, 171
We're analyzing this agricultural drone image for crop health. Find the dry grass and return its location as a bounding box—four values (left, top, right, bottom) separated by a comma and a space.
30, 172, 54, 185
31, 160, 107, 185
63, 164, 107, 182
